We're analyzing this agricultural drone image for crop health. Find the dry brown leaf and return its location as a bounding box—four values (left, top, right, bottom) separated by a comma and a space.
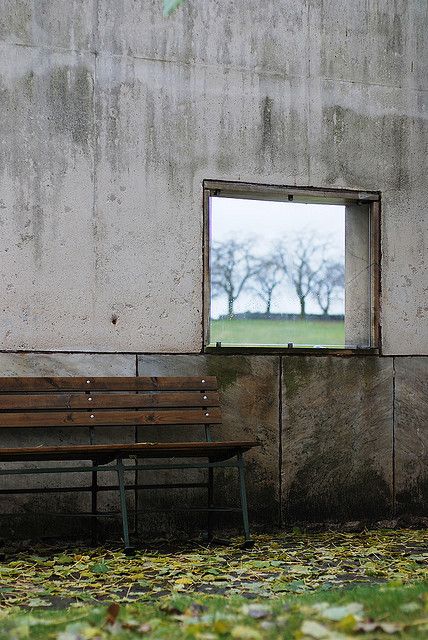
105, 602, 120, 625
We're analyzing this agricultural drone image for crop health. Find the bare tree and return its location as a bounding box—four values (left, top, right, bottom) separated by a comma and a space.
252, 257, 284, 316
276, 235, 326, 319
313, 261, 345, 316
211, 239, 257, 318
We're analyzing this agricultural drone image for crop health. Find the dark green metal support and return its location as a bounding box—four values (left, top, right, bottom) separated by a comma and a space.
0, 453, 253, 552
204, 426, 214, 541
91, 460, 98, 545
237, 452, 253, 548
116, 458, 134, 554
0, 460, 236, 476
206, 465, 214, 540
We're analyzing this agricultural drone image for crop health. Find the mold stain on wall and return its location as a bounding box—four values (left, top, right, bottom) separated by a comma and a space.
47, 65, 94, 153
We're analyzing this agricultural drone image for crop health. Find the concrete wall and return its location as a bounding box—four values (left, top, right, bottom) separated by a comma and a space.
0, 0, 427, 354
0, 1, 427, 535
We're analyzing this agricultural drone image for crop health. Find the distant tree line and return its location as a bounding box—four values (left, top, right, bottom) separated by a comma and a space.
211, 235, 345, 320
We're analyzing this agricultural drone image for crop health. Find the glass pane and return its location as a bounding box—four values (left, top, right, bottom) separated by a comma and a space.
208, 196, 371, 349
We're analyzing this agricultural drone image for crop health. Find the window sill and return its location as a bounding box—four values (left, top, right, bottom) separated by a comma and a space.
204, 345, 379, 356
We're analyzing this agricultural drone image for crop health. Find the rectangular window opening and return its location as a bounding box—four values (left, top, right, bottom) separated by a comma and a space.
203, 181, 380, 352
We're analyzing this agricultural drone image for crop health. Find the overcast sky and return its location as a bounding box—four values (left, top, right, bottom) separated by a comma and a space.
210, 197, 345, 316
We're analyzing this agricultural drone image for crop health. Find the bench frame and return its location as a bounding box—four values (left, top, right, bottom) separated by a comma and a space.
0, 376, 257, 552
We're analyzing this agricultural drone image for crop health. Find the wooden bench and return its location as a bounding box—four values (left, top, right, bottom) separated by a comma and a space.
0, 376, 258, 552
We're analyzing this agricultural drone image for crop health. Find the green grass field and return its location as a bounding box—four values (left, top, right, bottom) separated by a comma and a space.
2, 583, 427, 639
210, 318, 345, 347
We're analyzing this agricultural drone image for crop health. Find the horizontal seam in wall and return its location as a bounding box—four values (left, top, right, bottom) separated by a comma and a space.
1, 39, 428, 94
0, 350, 427, 357
0, 39, 97, 58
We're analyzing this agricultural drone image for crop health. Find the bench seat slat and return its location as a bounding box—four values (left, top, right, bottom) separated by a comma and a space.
0, 376, 217, 392
0, 408, 222, 428
0, 391, 220, 411
0, 441, 259, 462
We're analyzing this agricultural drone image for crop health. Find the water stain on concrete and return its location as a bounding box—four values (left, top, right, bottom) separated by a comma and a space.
207, 355, 251, 391
262, 96, 273, 146
285, 460, 392, 522
47, 65, 94, 152
321, 105, 416, 189
396, 475, 428, 516
0, 0, 31, 42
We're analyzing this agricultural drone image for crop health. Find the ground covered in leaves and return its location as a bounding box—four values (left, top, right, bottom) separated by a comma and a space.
0, 529, 427, 638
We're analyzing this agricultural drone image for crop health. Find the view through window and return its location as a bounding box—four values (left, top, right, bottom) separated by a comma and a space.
206, 187, 377, 349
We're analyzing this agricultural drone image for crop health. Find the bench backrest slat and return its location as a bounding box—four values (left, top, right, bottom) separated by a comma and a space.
0, 376, 217, 392
0, 391, 220, 411
0, 408, 222, 428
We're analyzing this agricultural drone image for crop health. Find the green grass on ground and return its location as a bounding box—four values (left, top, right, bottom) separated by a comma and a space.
1, 583, 427, 639
210, 318, 345, 347
0, 530, 427, 638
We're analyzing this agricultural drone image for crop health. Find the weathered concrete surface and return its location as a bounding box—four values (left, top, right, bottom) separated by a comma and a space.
282, 356, 394, 522
137, 355, 280, 529
313, 0, 427, 91
0, 1, 426, 354
0, 352, 135, 376
0, 42, 97, 351
394, 357, 428, 516
0, 353, 135, 539
98, 0, 427, 91
98, 1, 308, 77
381, 187, 428, 355
0, 1, 96, 50
308, 77, 428, 354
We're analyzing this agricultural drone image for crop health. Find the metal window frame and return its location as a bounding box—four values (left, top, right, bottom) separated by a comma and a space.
202, 180, 381, 356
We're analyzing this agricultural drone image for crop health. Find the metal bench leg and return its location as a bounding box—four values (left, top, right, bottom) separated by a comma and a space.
206, 465, 214, 541
91, 461, 98, 546
237, 452, 254, 549
116, 458, 134, 555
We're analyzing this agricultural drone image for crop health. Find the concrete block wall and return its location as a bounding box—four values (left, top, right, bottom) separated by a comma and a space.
0, 353, 426, 539
0, 2, 427, 537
